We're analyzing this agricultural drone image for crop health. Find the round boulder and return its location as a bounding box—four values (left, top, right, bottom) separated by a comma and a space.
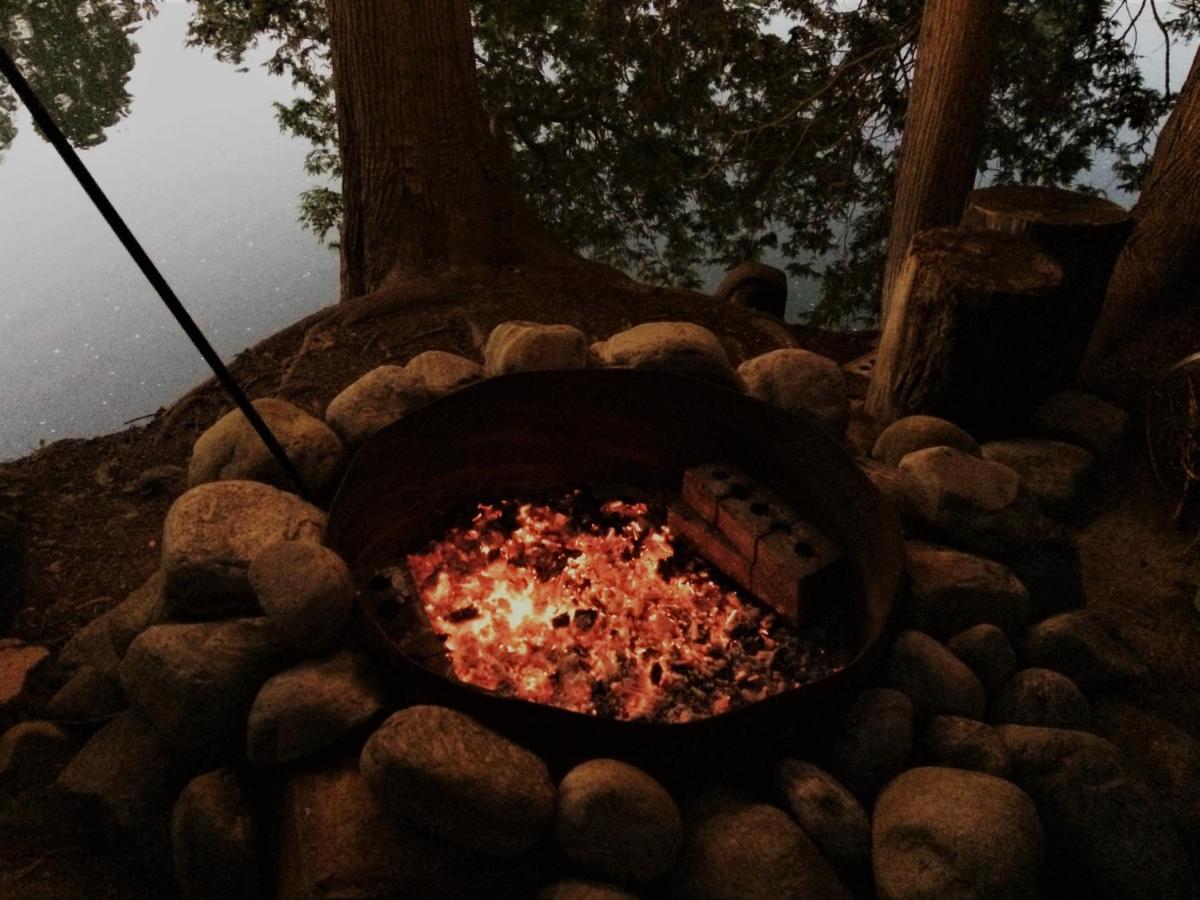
714, 261, 787, 318
187, 397, 344, 493
172, 768, 260, 900
360, 705, 556, 857
538, 881, 640, 900
554, 758, 682, 884
325, 365, 430, 446
248, 541, 353, 655
737, 349, 850, 435
484, 321, 589, 375
980, 439, 1095, 517
946, 624, 1017, 696
775, 759, 869, 876
872, 415, 981, 466
403, 350, 483, 397
873, 767, 1043, 900
992, 668, 1091, 729
923, 716, 1012, 778
886, 630, 986, 720
590, 322, 738, 388
0, 720, 76, 794
902, 543, 1031, 639
828, 687, 914, 801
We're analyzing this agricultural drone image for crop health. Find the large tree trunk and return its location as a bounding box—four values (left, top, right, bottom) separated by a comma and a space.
880, 0, 1002, 320
326, 0, 517, 299
1083, 48, 1200, 371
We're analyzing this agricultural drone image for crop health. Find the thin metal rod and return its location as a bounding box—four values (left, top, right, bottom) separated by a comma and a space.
0, 42, 313, 500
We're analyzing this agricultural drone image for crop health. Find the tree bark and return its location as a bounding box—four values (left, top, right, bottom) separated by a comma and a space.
880, 0, 1002, 321
962, 184, 1132, 392
1084, 47, 1200, 371
326, 0, 517, 299
867, 227, 1064, 434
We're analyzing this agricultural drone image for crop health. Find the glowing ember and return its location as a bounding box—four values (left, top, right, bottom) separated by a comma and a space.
397, 491, 846, 723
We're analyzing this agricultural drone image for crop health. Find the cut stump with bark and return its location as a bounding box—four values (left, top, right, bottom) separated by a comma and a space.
962, 185, 1132, 389
866, 227, 1064, 435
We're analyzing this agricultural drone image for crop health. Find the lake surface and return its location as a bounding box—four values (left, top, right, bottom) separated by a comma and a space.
0, 5, 1192, 460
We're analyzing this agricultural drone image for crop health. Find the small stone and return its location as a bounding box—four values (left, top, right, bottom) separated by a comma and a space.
554, 758, 682, 884
119, 618, 294, 761
775, 759, 870, 876
538, 880, 640, 900
992, 668, 1091, 729
0, 641, 49, 710
161, 481, 326, 618
1031, 390, 1128, 459
1022, 611, 1146, 691
187, 397, 344, 493
670, 792, 850, 900
714, 261, 787, 318
46, 665, 125, 721
737, 349, 850, 435
325, 365, 430, 446
923, 716, 1011, 777
981, 438, 1095, 517
873, 767, 1043, 900
902, 542, 1031, 638
56, 710, 189, 833
172, 768, 260, 900
484, 321, 590, 375
246, 651, 385, 766
872, 415, 981, 466
996, 724, 1123, 783
828, 687, 914, 801
248, 541, 353, 655
946, 624, 1017, 696
361, 705, 556, 857
404, 349, 483, 396
886, 630, 986, 720
0, 721, 75, 794
591, 322, 739, 388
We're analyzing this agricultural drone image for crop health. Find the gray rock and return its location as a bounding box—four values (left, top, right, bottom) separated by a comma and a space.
1022, 611, 1146, 690
484, 321, 589, 375
775, 759, 870, 876
737, 349, 851, 435
997, 724, 1196, 899
360, 705, 556, 857
873, 767, 1043, 900
903, 542, 1031, 638
554, 758, 682, 884
0, 720, 76, 794
0, 641, 49, 712
947, 623, 1018, 696
187, 397, 344, 493
161, 481, 326, 618
247, 540, 353, 655
56, 710, 189, 833
539, 881, 640, 900
670, 792, 851, 900
1031, 390, 1128, 459
325, 365, 430, 446
993, 668, 1091, 729
119, 618, 294, 761
247, 651, 386, 766
591, 322, 739, 388
829, 687, 914, 801
923, 716, 1011, 777
981, 438, 1095, 517
46, 665, 125, 722
886, 630, 987, 720
714, 261, 787, 318
873, 415, 981, 466
172, 768, 260, 900
404, 349, 483, 397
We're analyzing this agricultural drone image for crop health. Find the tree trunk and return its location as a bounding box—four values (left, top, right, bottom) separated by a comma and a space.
880, 0, 1002, 321
1083, 47, 1200, 371
326, 0, 516, 299
962, 184, 1132, 392
867, 227, 1064, 435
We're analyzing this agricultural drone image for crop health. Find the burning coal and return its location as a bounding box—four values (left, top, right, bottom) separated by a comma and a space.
396, 491, 846, 723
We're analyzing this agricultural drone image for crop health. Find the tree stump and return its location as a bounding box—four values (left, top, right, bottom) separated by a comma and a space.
962, 185, 1132, 388
866, 227, 1063, 435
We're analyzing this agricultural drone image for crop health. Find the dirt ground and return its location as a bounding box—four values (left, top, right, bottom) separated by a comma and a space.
1, 265, 1198, 897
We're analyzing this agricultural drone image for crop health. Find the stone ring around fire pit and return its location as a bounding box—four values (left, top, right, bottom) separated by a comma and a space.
327, 368, 903, 769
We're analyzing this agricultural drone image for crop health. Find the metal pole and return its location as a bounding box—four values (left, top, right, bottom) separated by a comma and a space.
0, 42, 313, 501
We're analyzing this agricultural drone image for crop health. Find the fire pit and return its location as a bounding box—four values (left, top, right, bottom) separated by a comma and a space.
326, 369, 902, 767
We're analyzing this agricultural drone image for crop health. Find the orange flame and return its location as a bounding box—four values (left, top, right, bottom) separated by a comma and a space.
402, 493, 843, 723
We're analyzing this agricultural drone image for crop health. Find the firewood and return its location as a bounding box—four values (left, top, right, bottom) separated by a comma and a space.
751, 523, 843, 623
666, 500, 752, 588
715, 485, 796, 562
680, 461, 747, 523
